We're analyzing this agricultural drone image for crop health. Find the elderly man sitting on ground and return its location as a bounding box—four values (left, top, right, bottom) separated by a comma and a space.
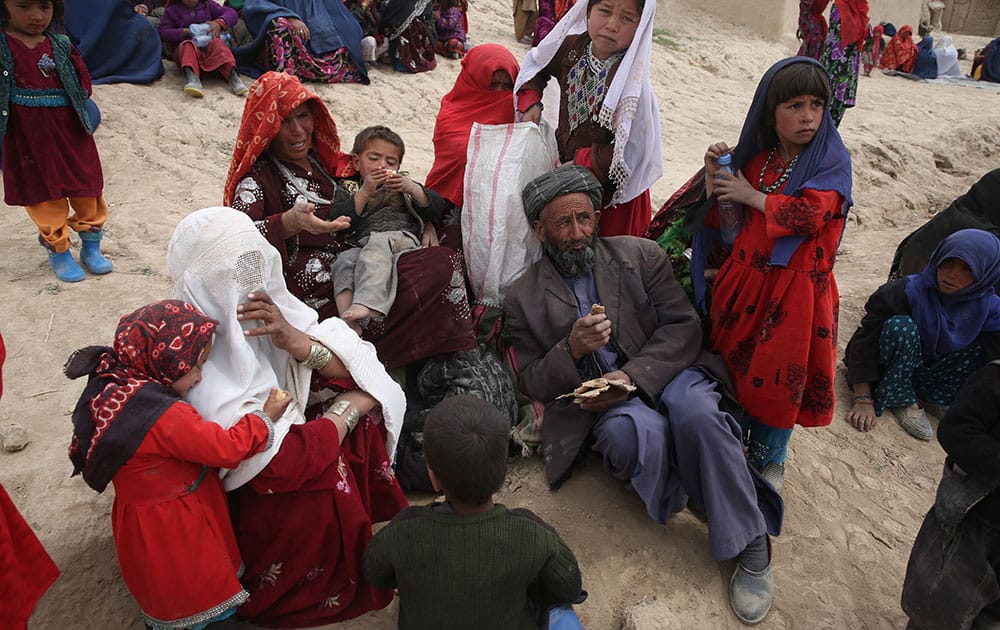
503, 165, 783, 626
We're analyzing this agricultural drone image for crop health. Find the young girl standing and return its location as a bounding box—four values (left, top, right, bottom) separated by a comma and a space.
66, 300, 286, 630
514, 0, 661, 237
1, 0, 114, 282
703, 57, 853, 492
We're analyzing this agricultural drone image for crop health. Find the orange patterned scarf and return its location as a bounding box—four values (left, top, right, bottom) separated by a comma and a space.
223, 71, 355, 206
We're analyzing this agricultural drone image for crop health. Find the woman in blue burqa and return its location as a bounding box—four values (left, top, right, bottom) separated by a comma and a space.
62, 0, 164, 85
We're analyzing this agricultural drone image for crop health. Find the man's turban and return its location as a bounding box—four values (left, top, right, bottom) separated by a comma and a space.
521, 165, 603, 222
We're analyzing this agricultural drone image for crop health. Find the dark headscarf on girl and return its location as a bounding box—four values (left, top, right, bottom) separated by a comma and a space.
904, 229, 1000, 360
688, 57, 852, 313
66, 300, 218, 492
730, 56, 853, 266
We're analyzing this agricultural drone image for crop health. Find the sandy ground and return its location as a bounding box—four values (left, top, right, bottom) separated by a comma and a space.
2, 1, 999, 628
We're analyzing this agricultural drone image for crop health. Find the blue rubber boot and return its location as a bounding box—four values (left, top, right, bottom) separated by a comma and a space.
79, 230, 113, 274
48, 249, 85, 282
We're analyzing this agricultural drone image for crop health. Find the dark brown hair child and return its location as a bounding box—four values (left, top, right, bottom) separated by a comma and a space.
363, 396, 586, 628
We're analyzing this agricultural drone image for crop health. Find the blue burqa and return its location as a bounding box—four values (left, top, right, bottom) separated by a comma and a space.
64, 0, 164, 85
913, 36, 938, 79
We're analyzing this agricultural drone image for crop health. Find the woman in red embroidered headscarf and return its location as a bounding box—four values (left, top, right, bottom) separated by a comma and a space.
879, 24, 918, 73
224, 71, 477, 370
424, 43, 521, 209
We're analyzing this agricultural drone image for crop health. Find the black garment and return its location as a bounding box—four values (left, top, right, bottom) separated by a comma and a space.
890, 169, 1000, 282
901, 362, 1000, 629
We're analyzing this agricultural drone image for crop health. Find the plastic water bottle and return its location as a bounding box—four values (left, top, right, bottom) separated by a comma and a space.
190, 23, 212, 48
716, 153, 743, 245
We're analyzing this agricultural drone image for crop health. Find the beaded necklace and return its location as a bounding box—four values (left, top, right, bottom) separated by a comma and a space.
565, 42, 624, 134
758, 147, 799, 194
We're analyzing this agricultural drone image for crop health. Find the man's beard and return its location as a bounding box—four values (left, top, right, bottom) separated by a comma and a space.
545, 235, 597, 277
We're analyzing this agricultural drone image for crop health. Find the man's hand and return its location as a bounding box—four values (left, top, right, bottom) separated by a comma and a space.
579, 370, 634, 413
567, 312, 611, 361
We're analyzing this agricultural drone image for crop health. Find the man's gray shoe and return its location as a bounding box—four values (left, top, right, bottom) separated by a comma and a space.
762, 461, 785, 494
729, 561, 773, 625
891, 406, 934, 441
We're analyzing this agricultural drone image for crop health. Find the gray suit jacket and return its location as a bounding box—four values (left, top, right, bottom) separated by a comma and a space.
504, 236, 733, 487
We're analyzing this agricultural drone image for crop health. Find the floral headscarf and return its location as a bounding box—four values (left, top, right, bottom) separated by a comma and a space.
67, 300, 218, 492
223, 71, 355, 206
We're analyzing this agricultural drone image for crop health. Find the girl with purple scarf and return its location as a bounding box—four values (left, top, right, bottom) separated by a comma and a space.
845, 229, 1000, 440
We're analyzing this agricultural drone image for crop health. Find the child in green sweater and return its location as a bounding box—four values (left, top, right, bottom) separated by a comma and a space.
363, 396, 585, 629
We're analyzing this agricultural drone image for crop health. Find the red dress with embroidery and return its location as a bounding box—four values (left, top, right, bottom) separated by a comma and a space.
708, 150, 846, 429
232, 411, 408, 628
111, 402, 271, 627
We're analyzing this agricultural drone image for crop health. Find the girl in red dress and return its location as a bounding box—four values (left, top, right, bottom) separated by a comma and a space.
66, 300, 287, 629
1, 0, 114, 282
702, 57, 853, 492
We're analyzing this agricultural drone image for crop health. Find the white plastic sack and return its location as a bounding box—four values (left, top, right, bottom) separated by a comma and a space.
461, 121, 559, 307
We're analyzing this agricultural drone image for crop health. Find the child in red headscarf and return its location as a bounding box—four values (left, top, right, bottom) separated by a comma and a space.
66, 300, 289, 630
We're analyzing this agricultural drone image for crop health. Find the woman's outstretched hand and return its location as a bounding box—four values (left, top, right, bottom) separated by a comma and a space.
282, 198, 350, 236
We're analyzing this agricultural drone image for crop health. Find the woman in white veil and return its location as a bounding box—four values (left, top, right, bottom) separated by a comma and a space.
167, 206, 408, 627
933, 35, 963, 78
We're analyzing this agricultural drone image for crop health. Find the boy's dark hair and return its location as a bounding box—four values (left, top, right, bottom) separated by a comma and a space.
423, 396, 509, 506
351, 125, 405, 161
0, 0, 65, 22
761, 62, 831, 134
587, 0, 644, 14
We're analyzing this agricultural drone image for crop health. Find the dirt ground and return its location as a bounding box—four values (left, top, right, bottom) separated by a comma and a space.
2, 1, 999, 628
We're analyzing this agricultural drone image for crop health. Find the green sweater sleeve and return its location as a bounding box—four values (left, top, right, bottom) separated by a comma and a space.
362, 525, 398, 590
529, 530, 583, 608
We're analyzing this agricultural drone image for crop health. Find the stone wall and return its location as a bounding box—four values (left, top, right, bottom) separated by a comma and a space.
942, 0, 1000, 37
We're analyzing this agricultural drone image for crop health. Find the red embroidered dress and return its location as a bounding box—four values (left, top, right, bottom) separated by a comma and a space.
112, 403, 271, 628
709, 150, 846, 429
